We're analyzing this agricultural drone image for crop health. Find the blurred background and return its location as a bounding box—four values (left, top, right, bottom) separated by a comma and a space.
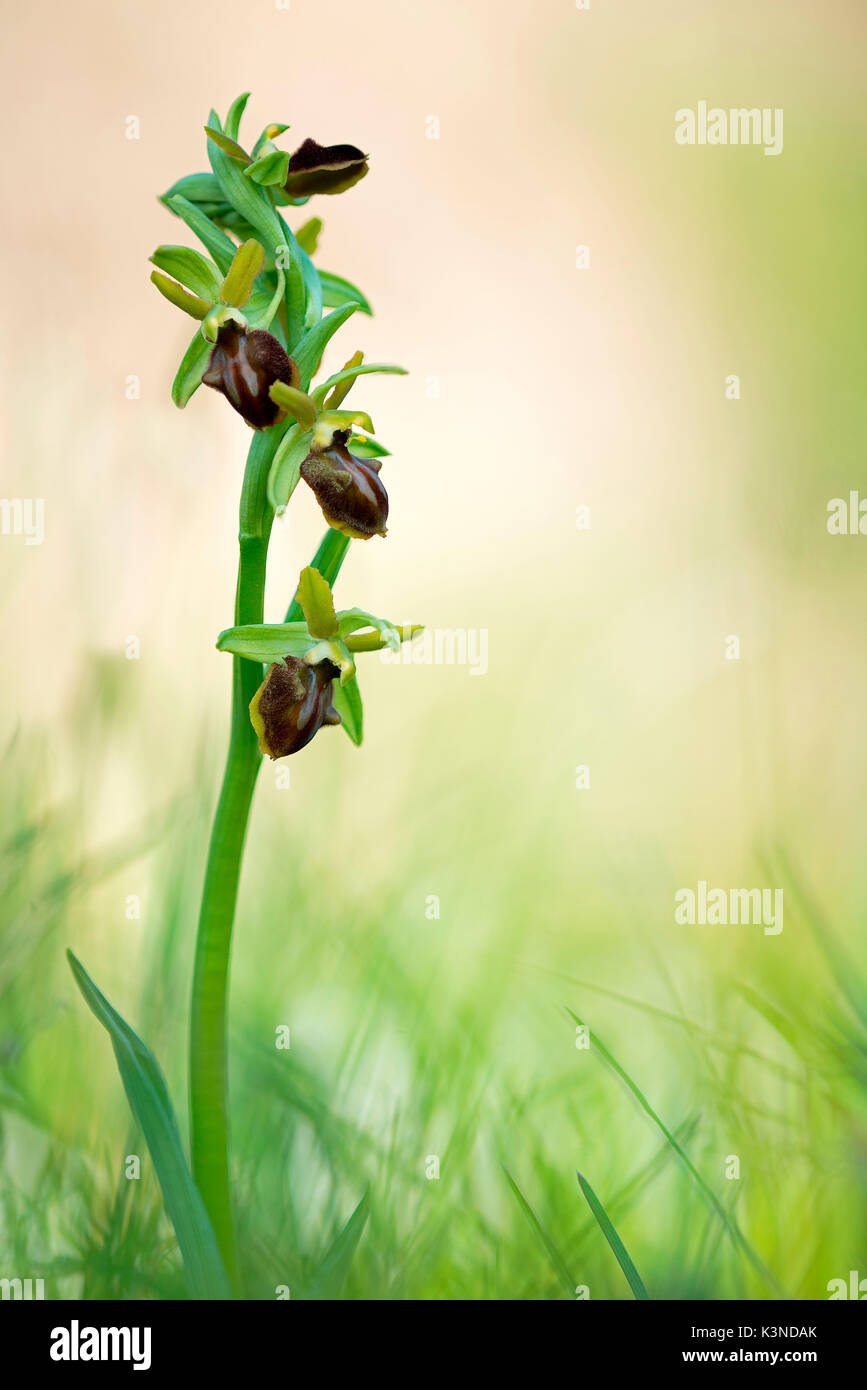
1, 0, 865, 1298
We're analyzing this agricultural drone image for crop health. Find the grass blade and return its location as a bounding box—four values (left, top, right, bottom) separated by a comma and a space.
68, 951, 232, 1300
501, 1165, 574, 1296
565, 1006, 781, 1293
301, 1188, 370, 1300
577, 1171, 649, 1299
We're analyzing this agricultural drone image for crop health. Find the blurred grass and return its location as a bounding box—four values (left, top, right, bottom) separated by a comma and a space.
1, 674, 865, 1299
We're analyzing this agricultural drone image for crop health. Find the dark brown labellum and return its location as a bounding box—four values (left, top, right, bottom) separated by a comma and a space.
203, 324, 299, 430
283, 138, 369, 197
249, 656, 341, 759
300, 433, 389, 539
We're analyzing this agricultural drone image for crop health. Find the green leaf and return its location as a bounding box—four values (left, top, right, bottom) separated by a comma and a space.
301, 1189, 370, 1300
204, 126, 250, 163
150, 245, 222, 301
296, 217, 322, 255
216, 623, 315, 664
293, 303, 359, 390
245, 150, 290, 187
269, 381, 317, 429
224, 92, 250, 142
331, 674, 363, 746
298, 566, 338, 638
67, 952, 232, 1301
285, 530, 351, 620
166, 195, 238, 276
313, 362, 408, 408
220, 238, 265, 308
150, 270, 209, 320
320, 269, 373, 316
576, 1172, 650, 1300
172, 328, 212, 408
267, 423, 313, 513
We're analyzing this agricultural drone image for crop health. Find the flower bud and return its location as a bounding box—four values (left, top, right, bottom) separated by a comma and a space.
283, 138, 369, 197
249, 656, 342, 759
300, 431, 389, 539
203, 323, 300, 430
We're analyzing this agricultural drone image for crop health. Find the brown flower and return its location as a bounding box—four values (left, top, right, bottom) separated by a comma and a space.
249, 656, 342, 759
203, 323, 299, 430
283, 138, 369, 197
300, 431, 388, 539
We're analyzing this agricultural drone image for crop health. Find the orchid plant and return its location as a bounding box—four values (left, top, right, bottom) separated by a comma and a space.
68, 93, 422, 1298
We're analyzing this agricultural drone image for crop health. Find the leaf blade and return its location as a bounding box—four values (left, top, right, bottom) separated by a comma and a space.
576, 1171, 649, 1299
67, 951, 232, 1300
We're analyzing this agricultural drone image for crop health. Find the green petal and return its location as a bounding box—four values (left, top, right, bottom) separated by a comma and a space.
150, 270, 210, 319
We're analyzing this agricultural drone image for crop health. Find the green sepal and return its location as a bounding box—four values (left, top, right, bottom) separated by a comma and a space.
171, 327, 212, 408
245, 150, 290, 186
150, 270, 210, 320
320, 269, 373, 316
150, 245, 223, 301
216, 623, 315, 663
293, 303, 359, 390
331, 674, 363, 745
267, 423, 313, 513
269, 381, 317, 428
297, 565, 339, 638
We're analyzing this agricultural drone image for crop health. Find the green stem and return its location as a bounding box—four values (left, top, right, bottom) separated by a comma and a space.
189, 417, 352, 1295
189, 427, 278, 1291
